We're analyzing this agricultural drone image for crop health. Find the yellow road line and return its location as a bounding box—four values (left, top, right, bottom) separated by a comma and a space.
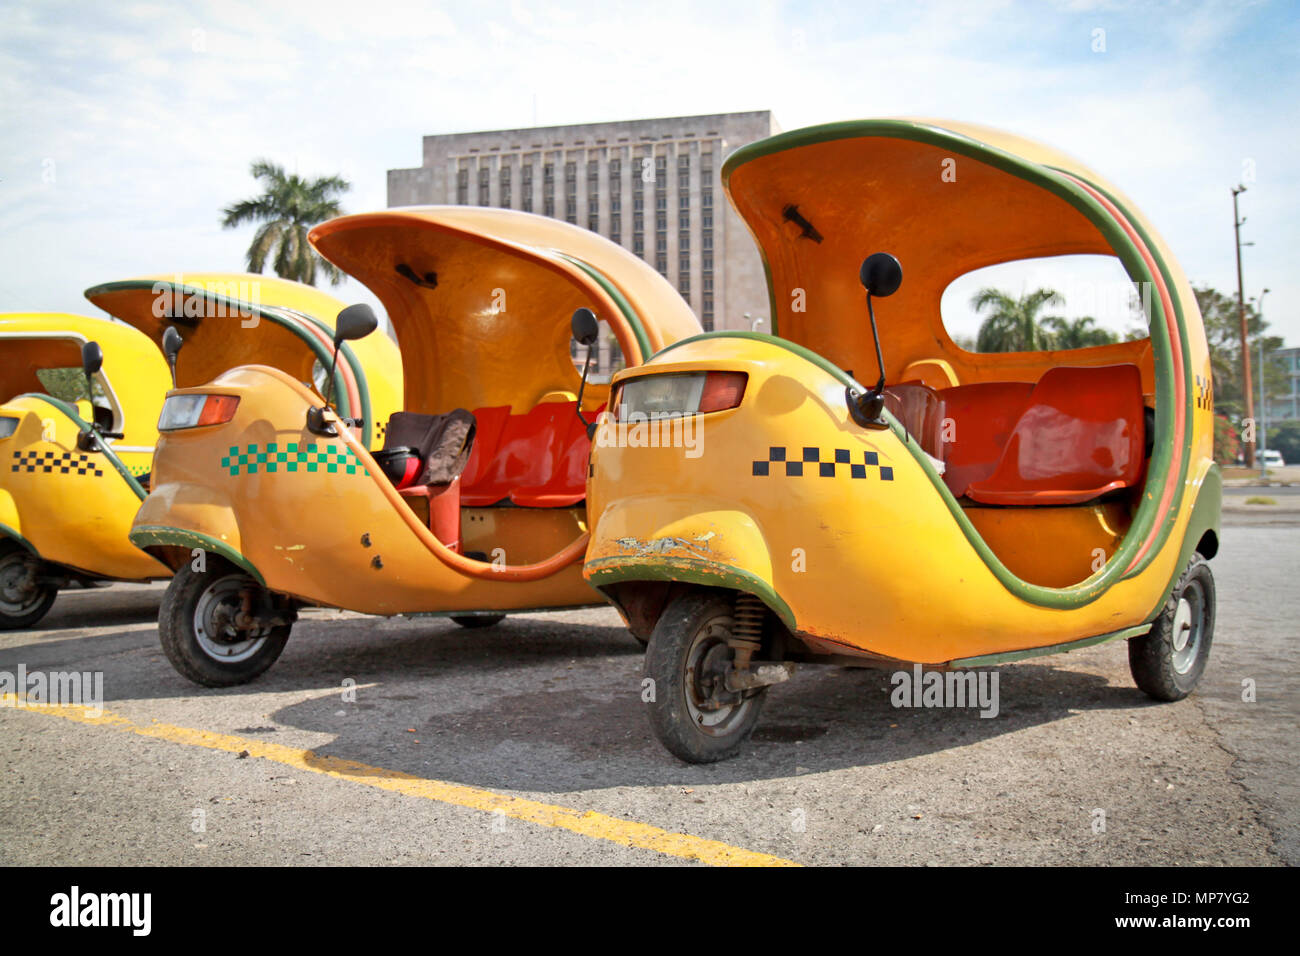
1, 695, 798, 867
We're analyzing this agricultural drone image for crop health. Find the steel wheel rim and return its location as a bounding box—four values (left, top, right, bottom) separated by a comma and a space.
193, 575, 270, 664
683, 615, 754, 736
0, 552, 46, 616
1170, 583, 1204, 675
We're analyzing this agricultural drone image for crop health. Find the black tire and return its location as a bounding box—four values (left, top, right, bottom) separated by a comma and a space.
450, 614, 505, 629
645, 590, 766, 763
1129, 553, 1215, 701
0, 542, 57, 630
158, 560, 291, 687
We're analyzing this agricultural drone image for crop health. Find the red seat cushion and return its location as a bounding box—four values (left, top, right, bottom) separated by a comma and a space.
937, 382, 1034, 498
511, 403, 605, 508
964, 364, 1145, 506
459, 402, 572, 507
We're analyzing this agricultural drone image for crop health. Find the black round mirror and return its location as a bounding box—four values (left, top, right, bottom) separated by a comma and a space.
571, 308, 599, 347
335, 304, 378, 343
81, 340, 104, 378
859, 253, 903, 298
162, 326, 183, 362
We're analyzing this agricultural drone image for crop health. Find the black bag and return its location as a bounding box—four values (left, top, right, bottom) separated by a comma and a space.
374, 410, 476, 488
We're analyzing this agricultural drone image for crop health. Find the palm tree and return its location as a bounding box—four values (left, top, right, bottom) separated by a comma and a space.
221, 160, 350, 286
971, 287, 1063, 352
1041, 315, 1119, 350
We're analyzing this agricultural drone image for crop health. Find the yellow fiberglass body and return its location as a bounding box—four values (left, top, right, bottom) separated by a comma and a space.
129, 208, 700, 687
84, 271, 403, 451
583, 119, 1221, 762
0, 313, 172, 628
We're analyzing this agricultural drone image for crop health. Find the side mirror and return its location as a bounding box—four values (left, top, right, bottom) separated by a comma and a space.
571, 307, 599, 348
570, 308, 600, 439
162, 326, 183, 388
334, 303, 378, 345
81, 341, 104, 378
859, 253, 903, 298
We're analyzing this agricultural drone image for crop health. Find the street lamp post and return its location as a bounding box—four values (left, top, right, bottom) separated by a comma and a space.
1233, 185, 1256, 466
1259, 288, 1270, 478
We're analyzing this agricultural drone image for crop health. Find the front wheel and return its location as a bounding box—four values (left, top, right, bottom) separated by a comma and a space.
0, 543, 57, 630
159, 561, 291, 687
1129, 553, 1215, 701
645, 591, 766, 763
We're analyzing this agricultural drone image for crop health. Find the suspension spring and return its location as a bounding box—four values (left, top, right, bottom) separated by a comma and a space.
729, 592, 766, 668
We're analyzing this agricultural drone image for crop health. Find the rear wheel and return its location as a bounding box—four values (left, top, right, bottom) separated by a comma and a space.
159, 561, 291, 687
450, 614, 505, 629
0, 542, 57, 630
645, 591, 766, 763
1129, 553, 1215, 701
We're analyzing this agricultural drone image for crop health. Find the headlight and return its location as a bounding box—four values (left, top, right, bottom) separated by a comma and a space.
158, 394, 239, 431
0, 416, 18, 439
614, 371, 747, 421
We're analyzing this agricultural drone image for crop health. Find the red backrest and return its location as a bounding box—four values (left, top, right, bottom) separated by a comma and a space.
964, 364, 1145, 506
460, 402, 574, 506
460, 405, 511, 491
937, 382, 1035, 497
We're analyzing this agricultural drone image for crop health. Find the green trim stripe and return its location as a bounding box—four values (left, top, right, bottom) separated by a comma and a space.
553, 252, 653, 362
0, 522, 37, 554
129, 525, 265, 586
949, 624, 1151, 668
586, 555, 797, 632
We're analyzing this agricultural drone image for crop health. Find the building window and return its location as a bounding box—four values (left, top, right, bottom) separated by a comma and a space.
610, 215, 621, 241
701, 189, 713, 208
703, 213, 713, 228
478, 167, 490, 205
633, 194, 644, 212
656, 254, 667, 275
611, 197, 621, 213
633, 235, 644, 255
703, 255, 713, 272
500, 166, 512, 207
610, 158, 621, 181
679, 255, 690, 274
544, 196, 555, 216
588, 213, 599, 232
457, 166, 469, 205
678, 275, 690, 295
703, 275, 713, 292
679, 231, 690, 251
657, 214, 667, 231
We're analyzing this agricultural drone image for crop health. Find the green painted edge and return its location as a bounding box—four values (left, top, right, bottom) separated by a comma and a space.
553, 252, 654, 362
15, 393, 147, 500
1063, 171, 1194, 580
648, 331, 1159, 610
948, 624, 1151, 668
0, 522, 37, 554
129, 525, 266, 587
586, 554, 797, 632
84, 280, 358, 423
1140, 462, 1221, 624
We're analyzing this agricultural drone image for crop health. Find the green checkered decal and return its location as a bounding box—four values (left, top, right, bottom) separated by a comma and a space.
221, 442, 370, 477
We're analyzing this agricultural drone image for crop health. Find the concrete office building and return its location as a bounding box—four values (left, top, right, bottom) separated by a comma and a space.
387, 111, 780, 338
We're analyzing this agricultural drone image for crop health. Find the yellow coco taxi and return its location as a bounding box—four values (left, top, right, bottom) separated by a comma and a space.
584, 120, 1222, 762
0, 313, 171, 627
130, 207, 701, 687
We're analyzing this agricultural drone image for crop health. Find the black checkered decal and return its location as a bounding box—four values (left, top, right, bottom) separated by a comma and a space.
11, 450, 105, 477
752, 446, 893, 481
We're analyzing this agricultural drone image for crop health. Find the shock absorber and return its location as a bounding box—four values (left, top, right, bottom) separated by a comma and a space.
729, 592, 766, 670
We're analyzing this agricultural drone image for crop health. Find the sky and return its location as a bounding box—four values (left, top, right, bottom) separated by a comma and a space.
2, 0, 1297, 343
